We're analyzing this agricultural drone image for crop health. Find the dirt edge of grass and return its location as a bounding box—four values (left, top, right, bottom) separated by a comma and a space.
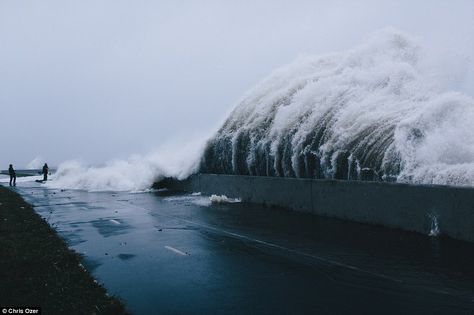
0, 185, 129, 314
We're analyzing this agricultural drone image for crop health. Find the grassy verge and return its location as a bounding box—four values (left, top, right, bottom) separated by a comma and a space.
0, 186, 128, 314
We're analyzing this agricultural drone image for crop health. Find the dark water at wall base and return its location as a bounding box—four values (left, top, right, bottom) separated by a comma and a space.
9, 182, 474, 314
157, 174, 474, 242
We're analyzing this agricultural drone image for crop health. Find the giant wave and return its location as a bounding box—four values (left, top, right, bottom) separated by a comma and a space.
44, 29, 474, 192
200, 30, 474, 186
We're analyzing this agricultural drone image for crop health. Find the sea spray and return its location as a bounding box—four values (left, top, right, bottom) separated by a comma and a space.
200, 29, 474, 187
209, 194, 242, 204
45, 29, 474, 192
428, 212, 440, 237
46, 140, 205, 192
26, 156, 44, 170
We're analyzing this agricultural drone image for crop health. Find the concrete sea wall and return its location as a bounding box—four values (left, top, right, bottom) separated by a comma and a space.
156, 174, 474, 242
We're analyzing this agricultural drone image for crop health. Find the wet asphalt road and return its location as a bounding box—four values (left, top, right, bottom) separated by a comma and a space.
9, 182, 474, 314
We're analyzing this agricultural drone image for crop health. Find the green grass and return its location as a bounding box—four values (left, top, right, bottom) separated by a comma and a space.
0, 186, 129, 314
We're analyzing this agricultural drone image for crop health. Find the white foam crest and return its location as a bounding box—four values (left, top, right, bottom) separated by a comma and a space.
46, 139, 205, 192
202, 28, 474, 186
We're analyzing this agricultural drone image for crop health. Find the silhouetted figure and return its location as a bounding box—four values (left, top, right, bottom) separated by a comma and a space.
8, 164, 16, 187
42, 163, 49, 181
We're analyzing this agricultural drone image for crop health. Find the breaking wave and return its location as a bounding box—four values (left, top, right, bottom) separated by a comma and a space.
46, 141, 204, 192
200, 29, 474, 186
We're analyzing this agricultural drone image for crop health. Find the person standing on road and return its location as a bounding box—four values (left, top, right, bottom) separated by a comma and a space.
42, 163, 49, 181
8, 164, 16, 186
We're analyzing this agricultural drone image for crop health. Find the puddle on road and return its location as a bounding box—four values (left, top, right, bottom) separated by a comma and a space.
117, 253, 136, 261
91, 218, 131, 238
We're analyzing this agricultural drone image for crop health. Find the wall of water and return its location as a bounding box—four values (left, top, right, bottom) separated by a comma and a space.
200, 30, 474, 187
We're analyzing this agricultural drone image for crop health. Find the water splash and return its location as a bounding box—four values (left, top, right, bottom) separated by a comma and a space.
209, 194, 242, 204
46, 140, 205, 192
200, 29, 474, 187
428, 213, 440, 237
26, 156, 44, 169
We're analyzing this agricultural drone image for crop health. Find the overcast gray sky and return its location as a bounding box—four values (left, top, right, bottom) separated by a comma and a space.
1, 0, 473, 168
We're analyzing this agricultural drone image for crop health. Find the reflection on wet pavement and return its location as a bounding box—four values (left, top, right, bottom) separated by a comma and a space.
91, 218, 131, 238
10, 182, 474, 315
